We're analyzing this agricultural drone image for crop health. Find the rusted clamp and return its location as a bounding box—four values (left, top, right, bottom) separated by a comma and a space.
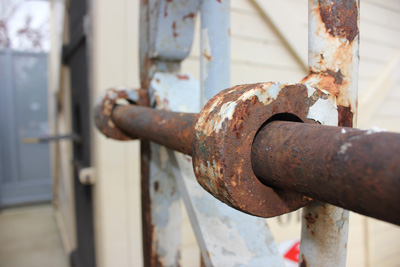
192, 82, 333, 217
94, 87, 148, 140
96, 82, 335, 217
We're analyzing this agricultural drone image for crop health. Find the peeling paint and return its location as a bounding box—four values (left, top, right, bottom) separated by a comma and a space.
339, 142, 352, 154
193, 82, 318, 218
300, 1, 358, 265
307, 98, 338, 126
365, 126, 386, 135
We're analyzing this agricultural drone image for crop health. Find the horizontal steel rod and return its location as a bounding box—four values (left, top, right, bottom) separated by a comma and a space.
252, 121, 400, 226
113, 105, 198, 155
112, 104, 400, 225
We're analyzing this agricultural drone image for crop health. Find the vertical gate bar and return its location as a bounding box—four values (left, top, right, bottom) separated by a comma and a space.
200, 0, 231, 105
299, 0, 360, 266
139, 2, 154, 266
139, 1, 200, 265
188, 1, 284, 266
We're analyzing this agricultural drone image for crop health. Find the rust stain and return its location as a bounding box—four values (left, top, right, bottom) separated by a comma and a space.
305, 212, 317, 226
94, 88, 148, 141
176, 74, 189, 80
304, 69, 345, 98
202, 50, 213, 61
170, 187, 176, 196
318, 0, 358, 42
305, 0, 359, 130
217, 0, 222, 3
154, 181, 160, 192
183, 13, 195, 20
142, 52, 153, 89
164, 0, 173, 17
338, 105, 353, 127
193, 83, 316, 218
152, 250, 164, 267
162, 98, 170, 107
141, 141, 153, 267
172, 21, 178, 37
326, 69, 344, 85
300, 254, 308, 267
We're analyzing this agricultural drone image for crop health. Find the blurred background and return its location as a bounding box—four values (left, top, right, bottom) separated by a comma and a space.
0, 0, 399, 266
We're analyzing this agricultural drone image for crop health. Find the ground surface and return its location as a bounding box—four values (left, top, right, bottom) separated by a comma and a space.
0, 204, 69, 267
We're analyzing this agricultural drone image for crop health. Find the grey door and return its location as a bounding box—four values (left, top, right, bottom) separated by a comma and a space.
0, 49, 52, 207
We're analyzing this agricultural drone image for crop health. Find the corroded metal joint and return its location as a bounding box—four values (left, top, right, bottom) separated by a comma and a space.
94, 87, 148, 140
95, 82, 400, 224
192, 82, 335, 217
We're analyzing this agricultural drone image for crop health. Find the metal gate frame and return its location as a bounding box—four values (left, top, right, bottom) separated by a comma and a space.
94, 0, 400, 266
139, 1, 358, 265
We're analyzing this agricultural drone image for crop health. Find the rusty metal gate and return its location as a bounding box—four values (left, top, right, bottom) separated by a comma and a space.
94, 0, 400, 266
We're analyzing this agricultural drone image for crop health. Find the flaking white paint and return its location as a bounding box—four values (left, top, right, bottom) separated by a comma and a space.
307, 98, 338, 126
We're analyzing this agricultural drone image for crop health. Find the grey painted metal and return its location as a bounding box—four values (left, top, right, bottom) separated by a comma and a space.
139, 1, 200, 265
299, 1, 360, 266
195, 1, 285, 265
149, 0, 199, 61
200, 0, 231, 105
0, 49, 52, 207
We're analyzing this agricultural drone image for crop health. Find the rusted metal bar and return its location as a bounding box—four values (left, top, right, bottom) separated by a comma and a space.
299, 0, 360, 265
110, 103, 400, 226
112, 105, 198, 155
252, 120, 400, 226
138, 0, 200, 265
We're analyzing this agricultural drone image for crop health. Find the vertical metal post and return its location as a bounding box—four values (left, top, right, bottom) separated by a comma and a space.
139, 2, 153, 266
139, 1, 199, 266
200, 0, 230, 105
168, 1, 283, 266
300, 0, 359, 266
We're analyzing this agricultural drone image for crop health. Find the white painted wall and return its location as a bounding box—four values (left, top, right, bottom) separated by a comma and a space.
91, 1, 142, 266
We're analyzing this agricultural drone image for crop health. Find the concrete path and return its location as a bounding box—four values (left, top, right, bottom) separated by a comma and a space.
0, 204, 69, 267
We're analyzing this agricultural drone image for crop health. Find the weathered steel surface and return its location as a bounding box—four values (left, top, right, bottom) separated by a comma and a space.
148, 0, 199, 61
299, 203, 349, 267
99, 81, 400, 226
139, 1, 200, 265
303, 0, 359, 127
148, 72, 284, 267
113, 105, 197, 155
252, 121, 400, 225
171, 151, 284, 267
299, 0, 360, 266
147, 142, 182, 267
198, 2, 279, 265
193, 82, 324, 217
94, 87, 147, 140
